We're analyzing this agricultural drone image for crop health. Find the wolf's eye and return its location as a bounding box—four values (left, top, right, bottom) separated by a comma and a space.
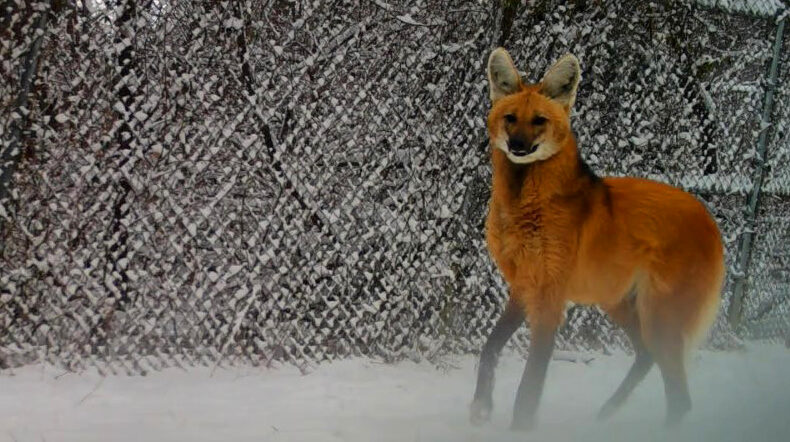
531, 116, 548, 125
504, 114, 517, 124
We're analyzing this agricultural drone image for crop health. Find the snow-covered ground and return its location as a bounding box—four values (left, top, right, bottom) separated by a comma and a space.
1, 344, 788, 442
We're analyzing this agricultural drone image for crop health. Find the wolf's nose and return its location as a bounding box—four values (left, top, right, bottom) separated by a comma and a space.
508, 137, 526, 151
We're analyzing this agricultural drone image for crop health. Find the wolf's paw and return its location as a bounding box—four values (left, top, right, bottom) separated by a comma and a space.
664, 403, 691, 428
597, 399, 620, 421
469, 398, 492, 425
510, 415, 536, 432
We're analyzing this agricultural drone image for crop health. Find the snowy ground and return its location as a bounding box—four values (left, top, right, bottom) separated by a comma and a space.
1, 344, 788, 442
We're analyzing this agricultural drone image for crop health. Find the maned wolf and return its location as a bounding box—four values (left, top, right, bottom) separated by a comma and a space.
469, 48, 724, 431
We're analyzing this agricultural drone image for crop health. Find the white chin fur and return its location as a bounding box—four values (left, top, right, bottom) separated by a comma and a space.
493, 138, 558, 164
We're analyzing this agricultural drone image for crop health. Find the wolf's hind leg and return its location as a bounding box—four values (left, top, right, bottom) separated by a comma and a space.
598, 295, 654, 420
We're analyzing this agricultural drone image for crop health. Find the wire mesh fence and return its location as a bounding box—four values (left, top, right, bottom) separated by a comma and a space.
1, 0, 789, 373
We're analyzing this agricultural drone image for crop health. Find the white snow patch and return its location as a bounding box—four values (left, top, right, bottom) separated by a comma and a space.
0, 344, 788, 442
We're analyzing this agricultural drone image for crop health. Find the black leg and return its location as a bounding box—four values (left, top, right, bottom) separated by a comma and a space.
470, 300, 524, 425
663, 374, 692, 427
656, 343, 691, 426
598, 350, 653, 420
510, 324, 556, 431
599, 299, 655, 420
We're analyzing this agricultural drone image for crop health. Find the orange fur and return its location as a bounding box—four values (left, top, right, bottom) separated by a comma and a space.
486, 84, 724, 351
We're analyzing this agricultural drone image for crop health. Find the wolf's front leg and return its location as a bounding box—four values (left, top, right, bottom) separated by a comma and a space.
510, 306, 560, 431
470, 298, 524, 425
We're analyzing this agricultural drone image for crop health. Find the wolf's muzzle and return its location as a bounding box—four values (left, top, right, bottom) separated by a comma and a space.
508, 137, 539, 157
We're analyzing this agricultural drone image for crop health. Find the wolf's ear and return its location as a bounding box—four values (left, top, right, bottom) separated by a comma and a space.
488, 48, 522, 103
540, 54, 581, 110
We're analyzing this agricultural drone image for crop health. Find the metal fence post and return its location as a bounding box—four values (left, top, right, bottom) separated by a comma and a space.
727, 16, 786, 330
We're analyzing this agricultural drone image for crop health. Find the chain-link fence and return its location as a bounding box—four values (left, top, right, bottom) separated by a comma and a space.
1, 0, 789, 373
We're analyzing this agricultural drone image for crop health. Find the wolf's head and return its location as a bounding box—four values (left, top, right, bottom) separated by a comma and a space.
486, 48, 581, 165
